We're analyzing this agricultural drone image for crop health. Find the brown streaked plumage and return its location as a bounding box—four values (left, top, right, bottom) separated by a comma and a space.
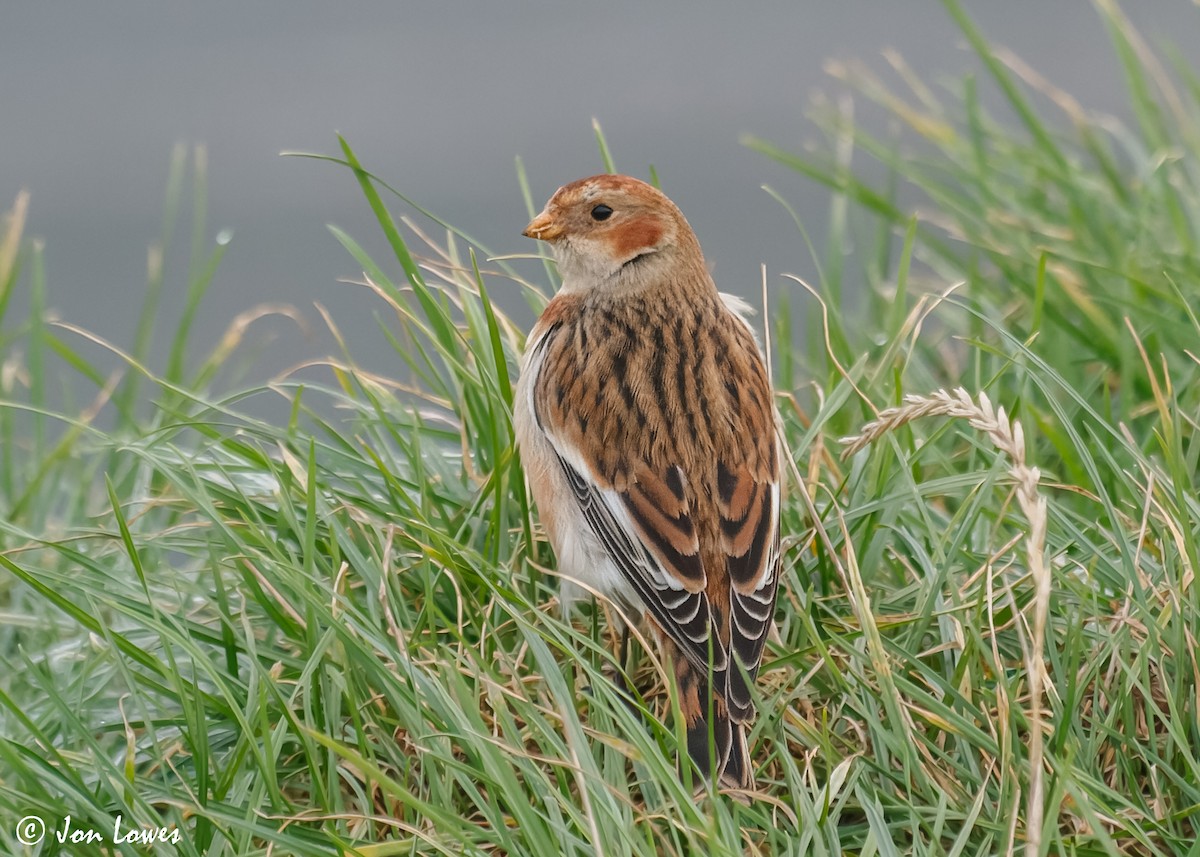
514, 174, 781, 791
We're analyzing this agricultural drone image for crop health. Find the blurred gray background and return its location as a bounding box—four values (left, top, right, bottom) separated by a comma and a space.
3, 2, 1198, 390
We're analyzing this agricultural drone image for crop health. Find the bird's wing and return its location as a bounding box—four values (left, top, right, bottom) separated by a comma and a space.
526, 298, 780, 717
523, 310, 717, 677
554, 449, 718, 664
716, 461, 781, 720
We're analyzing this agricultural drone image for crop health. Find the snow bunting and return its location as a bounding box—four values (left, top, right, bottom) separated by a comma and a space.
514, 174, 781, 790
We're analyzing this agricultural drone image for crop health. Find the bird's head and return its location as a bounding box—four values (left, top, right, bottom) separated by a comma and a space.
523, 174, 705, 291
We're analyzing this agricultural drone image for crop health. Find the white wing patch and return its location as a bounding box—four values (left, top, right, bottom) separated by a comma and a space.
540, 428, 723, 670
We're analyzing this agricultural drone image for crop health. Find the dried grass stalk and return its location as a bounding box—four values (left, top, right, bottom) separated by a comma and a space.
841, 387, 1051, 857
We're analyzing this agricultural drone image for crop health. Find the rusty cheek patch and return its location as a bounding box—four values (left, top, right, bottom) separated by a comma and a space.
606, 215, 664, 261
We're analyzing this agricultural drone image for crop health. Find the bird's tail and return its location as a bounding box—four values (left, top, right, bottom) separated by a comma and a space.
674, 651, 754, 790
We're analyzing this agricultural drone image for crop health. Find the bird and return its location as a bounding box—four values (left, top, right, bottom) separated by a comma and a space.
513, 174, 781, 791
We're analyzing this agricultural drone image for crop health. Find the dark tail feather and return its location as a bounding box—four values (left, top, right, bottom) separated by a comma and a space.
679, 660, 754, 790
684, 703, 729, 782
683, 703, 754, 790
722, 721, 752, 790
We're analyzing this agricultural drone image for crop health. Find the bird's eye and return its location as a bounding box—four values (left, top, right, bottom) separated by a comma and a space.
591, 204, 613, 221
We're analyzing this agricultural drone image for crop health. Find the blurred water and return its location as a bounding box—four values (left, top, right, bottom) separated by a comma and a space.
3, 2, 1197, 390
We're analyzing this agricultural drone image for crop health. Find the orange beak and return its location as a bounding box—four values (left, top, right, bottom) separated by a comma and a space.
522, 209, 565, 242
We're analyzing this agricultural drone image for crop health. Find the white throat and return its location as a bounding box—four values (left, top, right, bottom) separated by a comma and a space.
552, 239, 666, 294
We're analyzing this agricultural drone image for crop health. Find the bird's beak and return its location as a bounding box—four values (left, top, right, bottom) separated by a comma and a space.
522, 209, 565, 242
